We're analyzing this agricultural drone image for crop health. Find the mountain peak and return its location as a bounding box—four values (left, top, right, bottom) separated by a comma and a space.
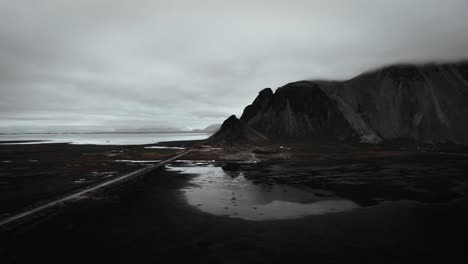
240, 81, 355, 140
240, 89, 274, 122
205, 115, 269, 148
218, 62, 468, 146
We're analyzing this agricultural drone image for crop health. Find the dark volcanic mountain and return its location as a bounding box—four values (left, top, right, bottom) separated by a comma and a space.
214, 62, 468, 145
205, 115, 269, 147
321, 63, 468, 144
240, 83, 356, 141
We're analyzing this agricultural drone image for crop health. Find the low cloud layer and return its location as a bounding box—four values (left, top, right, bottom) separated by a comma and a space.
1, 0, 468, 132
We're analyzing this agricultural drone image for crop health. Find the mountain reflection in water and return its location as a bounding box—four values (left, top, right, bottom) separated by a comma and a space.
171, 162, 359, 221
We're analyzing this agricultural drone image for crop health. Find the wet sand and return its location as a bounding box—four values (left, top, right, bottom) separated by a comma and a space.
1, 141, 468, 263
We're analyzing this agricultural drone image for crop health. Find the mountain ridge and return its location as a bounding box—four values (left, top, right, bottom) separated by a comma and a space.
204, 115, 269, 147
212, 62, 468, 146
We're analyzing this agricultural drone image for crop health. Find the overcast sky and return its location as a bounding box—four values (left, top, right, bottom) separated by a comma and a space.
1, 0, 467, 132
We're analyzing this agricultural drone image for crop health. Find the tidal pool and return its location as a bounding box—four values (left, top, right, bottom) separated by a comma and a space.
170, 162, 359, 221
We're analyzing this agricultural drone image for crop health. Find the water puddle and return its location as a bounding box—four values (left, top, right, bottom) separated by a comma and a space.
114, 160, 161, 164
144, 146, 186, 150
171, 162, 359, 221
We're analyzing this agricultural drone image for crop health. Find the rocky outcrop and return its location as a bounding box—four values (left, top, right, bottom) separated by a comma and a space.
322, 62, 468, 144
234, 62, 468, 145
205, 115, 269, 147
240, 82, 356, 141
240, 88, 274, 122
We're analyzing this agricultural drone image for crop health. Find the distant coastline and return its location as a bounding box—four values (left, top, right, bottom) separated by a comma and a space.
0, 131, 211, 135
0, 132, 210, 146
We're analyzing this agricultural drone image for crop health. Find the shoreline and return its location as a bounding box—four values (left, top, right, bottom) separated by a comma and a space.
0, 150, 192, 228
1, 153, 467, 263
1, 141, 468, 263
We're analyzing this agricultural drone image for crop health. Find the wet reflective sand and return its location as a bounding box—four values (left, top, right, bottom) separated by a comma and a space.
2, 154, 468, 264
175, 163, 358, 220
171, 158, 468, 221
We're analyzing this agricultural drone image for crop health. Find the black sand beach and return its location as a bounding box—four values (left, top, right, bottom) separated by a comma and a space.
0, 142, 185, 216
1, 141, 468, 263
2, 2, 467, 263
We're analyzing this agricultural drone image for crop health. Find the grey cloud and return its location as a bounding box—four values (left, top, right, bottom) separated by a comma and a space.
1, 0, 468, 132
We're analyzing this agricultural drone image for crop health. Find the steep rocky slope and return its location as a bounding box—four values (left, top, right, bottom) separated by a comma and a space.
322, 62, 468, 144
233, 62, 468, 145
240, 82, 355, 141
205, 115, 269, 147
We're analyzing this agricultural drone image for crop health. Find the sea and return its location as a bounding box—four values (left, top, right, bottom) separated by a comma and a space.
0, 132, 211, 145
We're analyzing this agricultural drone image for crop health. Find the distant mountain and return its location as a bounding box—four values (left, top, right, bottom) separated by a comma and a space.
212, 62, 468, 145
192, 124, 221, 133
